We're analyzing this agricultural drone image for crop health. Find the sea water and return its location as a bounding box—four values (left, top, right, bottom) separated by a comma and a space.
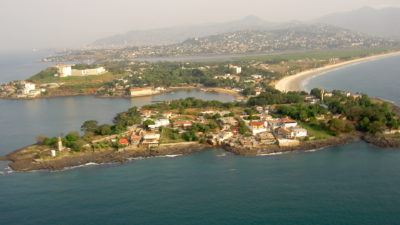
2, 52, 400, 224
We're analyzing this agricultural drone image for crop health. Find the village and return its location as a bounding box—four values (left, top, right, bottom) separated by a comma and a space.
49, 103, 313, 158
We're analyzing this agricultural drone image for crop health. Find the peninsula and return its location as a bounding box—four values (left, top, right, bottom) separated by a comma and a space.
3, 89, 400, 171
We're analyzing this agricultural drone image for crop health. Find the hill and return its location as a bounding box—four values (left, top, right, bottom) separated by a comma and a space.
91, 16, 279, 48
314, 7, 400, 38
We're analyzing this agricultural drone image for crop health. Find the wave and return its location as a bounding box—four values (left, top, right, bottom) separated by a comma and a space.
258, 152, 285, 156
58, 162, 103, 172
0, 166, 13, 176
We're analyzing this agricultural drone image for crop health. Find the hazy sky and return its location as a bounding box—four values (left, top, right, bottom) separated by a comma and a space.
1, 0, 399, 52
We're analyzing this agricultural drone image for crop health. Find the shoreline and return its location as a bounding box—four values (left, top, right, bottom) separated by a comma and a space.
5, 132, 398, 172
274, 51, 400, 92
0, 87, 244, 101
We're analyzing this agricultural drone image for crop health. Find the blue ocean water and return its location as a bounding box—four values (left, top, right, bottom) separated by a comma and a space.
1, 52, 400, 225
2, 143, 400, 225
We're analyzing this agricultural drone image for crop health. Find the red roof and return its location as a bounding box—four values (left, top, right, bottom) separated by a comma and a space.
140, 110, 152, 114
250, 121, 264, 126
281, 118, 297, 123
119, 138, 129, 145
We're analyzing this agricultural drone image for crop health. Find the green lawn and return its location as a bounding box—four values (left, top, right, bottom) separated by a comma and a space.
300, 122, 334, 140
160, 128, 185, 144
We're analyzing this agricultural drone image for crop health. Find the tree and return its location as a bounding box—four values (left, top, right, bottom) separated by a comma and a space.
239, 120, 249, 135
81, 120, 99, 134
143, 120, 155, 128
96, 124, 112, 135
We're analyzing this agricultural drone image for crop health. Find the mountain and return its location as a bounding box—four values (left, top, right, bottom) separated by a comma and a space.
91, 16, 280, 48
314, 7, 400, 38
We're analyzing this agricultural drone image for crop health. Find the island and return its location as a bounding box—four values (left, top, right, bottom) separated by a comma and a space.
3, 88, 400, 171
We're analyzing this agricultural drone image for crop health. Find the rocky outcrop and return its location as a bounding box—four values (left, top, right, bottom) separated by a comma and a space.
224, 132, 361, 156
4, 143, 210, 171
362, 135, 400, 148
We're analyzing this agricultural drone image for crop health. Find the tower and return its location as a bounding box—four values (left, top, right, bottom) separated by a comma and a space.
57, 136, 63, 151
320, 89, 325, 102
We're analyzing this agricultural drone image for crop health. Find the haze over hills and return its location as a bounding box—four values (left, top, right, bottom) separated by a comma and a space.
48, 24, 397, 62
91, 16, 297, 48
314, 7, 400, 38
90, 7, 400, 49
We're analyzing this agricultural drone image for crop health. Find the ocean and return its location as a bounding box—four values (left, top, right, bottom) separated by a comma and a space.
1, 52, 400, 225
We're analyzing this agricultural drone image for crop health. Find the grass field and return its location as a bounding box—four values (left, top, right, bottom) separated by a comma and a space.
300, 122, 334, 140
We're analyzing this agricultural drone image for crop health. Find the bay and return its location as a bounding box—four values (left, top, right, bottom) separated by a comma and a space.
304, 54, 400, 104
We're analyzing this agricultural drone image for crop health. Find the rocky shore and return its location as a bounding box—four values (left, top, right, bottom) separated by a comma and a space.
224, 132, 362, 156
362, 135, 400, 149
4, 143, 210, 171
3, 132, 400, 172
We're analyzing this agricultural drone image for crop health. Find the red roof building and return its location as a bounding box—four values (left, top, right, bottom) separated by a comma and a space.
118, 138, 129, 145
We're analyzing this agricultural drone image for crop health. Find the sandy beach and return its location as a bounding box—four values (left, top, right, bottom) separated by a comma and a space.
274, 51, 400, 92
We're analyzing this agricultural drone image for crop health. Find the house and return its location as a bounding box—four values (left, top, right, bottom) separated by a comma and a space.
291, 127, 308, 138
211, 132, 234, 145
148, 119, 170, 129
248, 121, 267, 135
276, 127, 292, 139
219, 117, 238, 126
173, 121, 193, 129
142, 133, 160, 147
267, 119, 283, 130
22, 82, 36, 94
230, 66, 242, 74
162, 111, 173, 118
140, 110, 153, 117
281, 118, 298, 128
305, 95, 320, 104
118, 138, 129, 145
130, 134, 142, 147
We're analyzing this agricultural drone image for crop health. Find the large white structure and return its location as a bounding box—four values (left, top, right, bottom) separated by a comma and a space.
130, 87, 158, 97
21, 82, 36, 94
148, 119, 170, 129
55, 64, 106, 77
55, 64, 72, 77
71, 67, 106, 76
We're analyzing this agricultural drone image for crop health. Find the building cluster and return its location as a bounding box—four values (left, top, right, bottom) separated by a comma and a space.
0, 81, 46, 98
88, 105, 310, 152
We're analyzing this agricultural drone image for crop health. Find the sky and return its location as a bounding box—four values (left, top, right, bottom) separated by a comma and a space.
0, 0, 399, 52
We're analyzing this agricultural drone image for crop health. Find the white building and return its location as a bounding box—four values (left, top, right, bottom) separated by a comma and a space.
71, 67, 106, 76
130, 87, 157, 97
21, 82, 36, 94
55, 64, 72, 77
148, 119, 170, 129
291, 127, 308, 138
